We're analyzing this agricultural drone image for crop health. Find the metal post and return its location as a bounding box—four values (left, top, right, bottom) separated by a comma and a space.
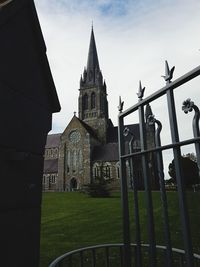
118, 97, 132, 267
166, 89, 194, 267
148, 115, 173, 266
137, 82, 157, 267
124, 127, 142, 267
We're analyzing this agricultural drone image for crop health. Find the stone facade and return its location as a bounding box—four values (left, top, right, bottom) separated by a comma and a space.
43, 28, 158, 192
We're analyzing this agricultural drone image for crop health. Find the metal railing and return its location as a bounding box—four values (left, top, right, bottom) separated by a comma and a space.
49, 243, 200, 266
118, 62, 200, 267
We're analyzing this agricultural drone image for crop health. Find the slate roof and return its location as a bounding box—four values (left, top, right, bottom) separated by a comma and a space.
92, 142, 119, 161
43, 159, 58, 173
77, 117, 99, 140
92, 124, 140, 162
45, 133, 61, 148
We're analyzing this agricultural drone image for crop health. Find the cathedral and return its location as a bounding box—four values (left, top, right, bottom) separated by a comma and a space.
43, 27, 158, 192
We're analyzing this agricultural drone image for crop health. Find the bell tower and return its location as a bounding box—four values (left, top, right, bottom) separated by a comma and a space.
78, 27, 109, 143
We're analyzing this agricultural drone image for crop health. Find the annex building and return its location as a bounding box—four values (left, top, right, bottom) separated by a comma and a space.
43, 28, 158, 192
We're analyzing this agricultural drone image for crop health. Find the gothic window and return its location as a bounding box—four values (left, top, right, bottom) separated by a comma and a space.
78, 150, 83, 170
49, 174, 56, 184
67, 150, 70, 173
43, 175, 46, 184
72, 150, 77, 171
116, 162, 120, 179
102, 162, 112, 180
93, 163, 100, 179
91, 92, 96, 109
83, 94, 88, 110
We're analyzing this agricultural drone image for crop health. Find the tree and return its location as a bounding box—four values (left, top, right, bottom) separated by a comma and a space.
168, 156, 199, 188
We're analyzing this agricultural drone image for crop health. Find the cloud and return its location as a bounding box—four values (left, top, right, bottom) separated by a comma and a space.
34, 0, 200, 151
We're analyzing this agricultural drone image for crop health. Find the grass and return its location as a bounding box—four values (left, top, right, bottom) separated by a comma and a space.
40, 191, 200, 267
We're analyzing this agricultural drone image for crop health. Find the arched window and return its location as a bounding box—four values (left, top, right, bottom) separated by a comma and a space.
116, 162, 120, 179
103, 162, 112, 180
91, 92, 96, 109
72, 150, 76, 171
78, 150, 83, 170
93, 163, 100, 179
83, 94, 88, 110
67, 150, 71, 173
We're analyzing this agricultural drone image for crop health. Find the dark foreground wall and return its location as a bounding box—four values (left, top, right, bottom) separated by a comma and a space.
0, 1, 60, 266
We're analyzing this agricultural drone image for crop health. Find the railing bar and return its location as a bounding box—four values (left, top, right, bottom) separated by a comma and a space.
129, 149, 142, 267
92, 249, 96, 267
154, 119, 173, 267
120, 246, 123, 267
166, 89, 194, 267
118, 116, 132, 267
105, 247, 109, 267
119, 64, 200, 118
80, 251, 84, 267
48, 244, 200, 266
121, 137, 200, 159
138, 104, 157, 267
180, 254, 184, 267
69, 255, 72, 267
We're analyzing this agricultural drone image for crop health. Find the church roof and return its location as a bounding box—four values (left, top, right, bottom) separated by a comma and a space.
107, 124, 140, 143
45, 133, 61, 148
92, 143, 119, 161
92, 123, 140, 162
76, 117, 99, 140
43, 159, 58, 173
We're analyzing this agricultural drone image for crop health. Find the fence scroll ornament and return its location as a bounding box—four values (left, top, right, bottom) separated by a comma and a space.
147, 114, 173, 266
123, 126, 142, 266
182, 98, 200, 181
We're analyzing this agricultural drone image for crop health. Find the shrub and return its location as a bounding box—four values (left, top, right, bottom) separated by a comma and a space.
83, 177, 113, 197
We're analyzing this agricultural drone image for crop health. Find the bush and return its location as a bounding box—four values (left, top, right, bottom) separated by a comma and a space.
83, 177, 112, 197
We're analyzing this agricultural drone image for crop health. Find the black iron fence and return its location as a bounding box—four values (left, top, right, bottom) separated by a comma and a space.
118, 61, 200, 267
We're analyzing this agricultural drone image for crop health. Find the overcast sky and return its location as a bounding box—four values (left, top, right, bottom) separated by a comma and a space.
34, 0, 200, 177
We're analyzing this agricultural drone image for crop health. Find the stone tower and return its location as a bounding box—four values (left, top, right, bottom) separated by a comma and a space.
78, 27, 109, 143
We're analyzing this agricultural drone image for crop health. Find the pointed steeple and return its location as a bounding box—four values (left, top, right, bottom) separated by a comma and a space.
87, 26, 100, 75
79, 26, 103, 87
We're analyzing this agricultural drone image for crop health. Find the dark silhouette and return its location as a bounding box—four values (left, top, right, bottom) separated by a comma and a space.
168, 156, 199, 188
0, 1, 60, 266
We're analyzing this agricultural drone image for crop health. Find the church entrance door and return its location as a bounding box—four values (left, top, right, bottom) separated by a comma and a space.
70, 178, 77, 191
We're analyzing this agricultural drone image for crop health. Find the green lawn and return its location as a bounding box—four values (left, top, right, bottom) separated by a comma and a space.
40, 191, 200, 267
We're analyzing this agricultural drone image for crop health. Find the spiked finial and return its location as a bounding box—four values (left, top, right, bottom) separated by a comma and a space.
161, 60, 175, 83
118, 96, 124, 113
137, 81, 145, 100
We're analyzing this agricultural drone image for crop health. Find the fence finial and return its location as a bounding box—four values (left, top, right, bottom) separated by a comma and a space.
162, 60, 175, 83
137, 80, 145, 100
118, 96, 124, 113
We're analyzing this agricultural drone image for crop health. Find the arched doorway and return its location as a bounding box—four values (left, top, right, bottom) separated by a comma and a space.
70, 178, 77, 191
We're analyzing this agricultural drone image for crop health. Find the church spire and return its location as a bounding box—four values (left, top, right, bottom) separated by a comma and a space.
86, 26, 100, 76
80, 27, 103, 87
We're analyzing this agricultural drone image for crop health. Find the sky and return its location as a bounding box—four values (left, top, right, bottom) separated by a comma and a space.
34, 0, 200, 177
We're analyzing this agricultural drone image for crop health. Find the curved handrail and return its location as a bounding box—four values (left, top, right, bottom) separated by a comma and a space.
49, 243, 200, 267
